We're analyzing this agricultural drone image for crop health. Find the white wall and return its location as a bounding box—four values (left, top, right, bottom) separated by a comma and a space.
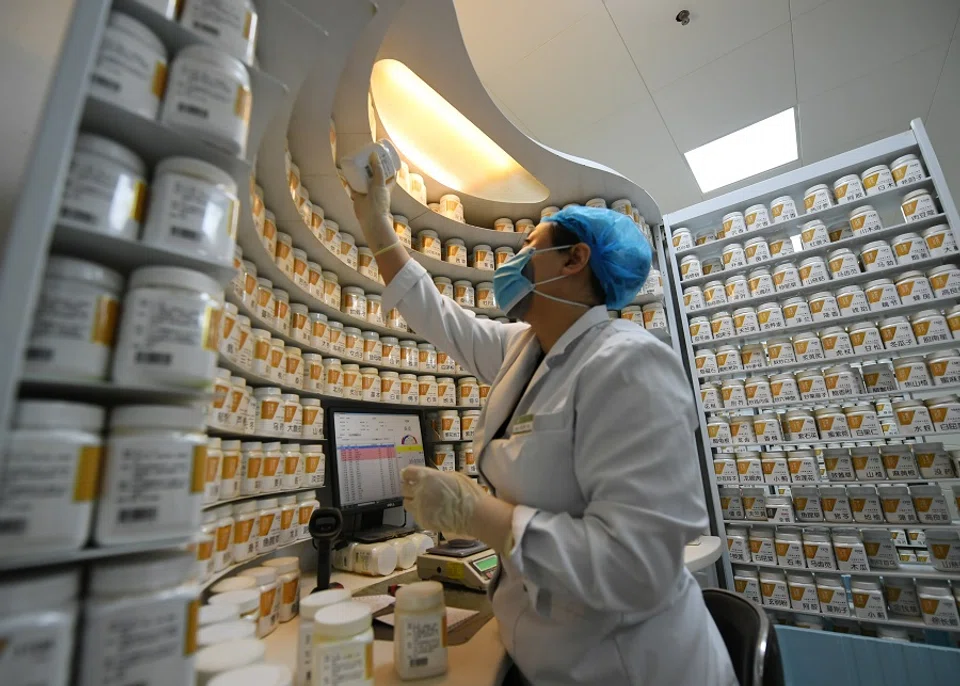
0, 0, 75, 254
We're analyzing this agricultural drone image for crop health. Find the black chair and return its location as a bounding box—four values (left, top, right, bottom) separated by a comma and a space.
703, 588, 785, 686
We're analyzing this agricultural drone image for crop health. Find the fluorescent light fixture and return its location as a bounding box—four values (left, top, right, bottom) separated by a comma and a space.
370, 59, 548, 202
684, 108, 798, 193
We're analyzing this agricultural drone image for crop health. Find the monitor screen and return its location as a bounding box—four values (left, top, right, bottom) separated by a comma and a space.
329, 410, 427, 511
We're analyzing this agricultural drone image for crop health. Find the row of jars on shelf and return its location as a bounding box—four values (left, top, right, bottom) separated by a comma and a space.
682, 227, 956, 315
714, 441, 958, 486
728, 520, 942, 574
673, 154, 929, 252
720, 481, 957, 529
706, 395, 960, 447
733, 564, 959, 628
701, 355, 958, 410
694, 320, 960, 381
679, 216, 952, 287
428, 440, 477, 477
689, 273, 960, 347
201, 436, 324, 508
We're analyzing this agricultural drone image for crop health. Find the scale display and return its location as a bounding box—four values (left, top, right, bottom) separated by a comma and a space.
331, 411, 426, 510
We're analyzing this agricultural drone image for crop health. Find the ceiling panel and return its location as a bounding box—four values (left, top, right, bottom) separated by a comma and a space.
926, 38, 960, 198
483, 6, 651, 144
792, 0, 960, 101
604, 0, 790, 92
453, 0, 597, 76
789, 0, 829, 17
545, 96, 704, 213
652, 23, 798, 151
798, 41, 950, 163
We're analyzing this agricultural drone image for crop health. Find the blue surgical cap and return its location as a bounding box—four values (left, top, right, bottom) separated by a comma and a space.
544, 206, 652, 309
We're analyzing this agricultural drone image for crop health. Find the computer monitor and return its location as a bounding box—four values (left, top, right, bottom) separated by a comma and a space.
328, 408, 427, 512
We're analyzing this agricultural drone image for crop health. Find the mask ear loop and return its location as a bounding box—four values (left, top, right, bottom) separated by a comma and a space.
526, 246, 592, 309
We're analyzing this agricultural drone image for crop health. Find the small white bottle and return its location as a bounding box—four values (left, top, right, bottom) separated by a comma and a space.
298, 589, 353, 686
394, 581, 448, 680
339, 139, 401, 194
239, 566, 280, 638
312, 601, 374, 686
264, 556, 301, 623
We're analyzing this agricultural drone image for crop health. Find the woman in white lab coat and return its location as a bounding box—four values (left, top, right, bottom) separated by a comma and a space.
352, 157, 736, 686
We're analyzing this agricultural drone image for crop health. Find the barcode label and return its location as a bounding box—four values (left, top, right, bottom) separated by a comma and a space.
135, 352, 172, 365
26, 347, 54, 361
119, 507, 157, 523
0, 519, 27, 535
194, 21, 221, 37
91, 74, 120, 91
178, 103, 208, 119
61, 207, 96, 223
172, 226, 201, 241
410, 658, 428, 667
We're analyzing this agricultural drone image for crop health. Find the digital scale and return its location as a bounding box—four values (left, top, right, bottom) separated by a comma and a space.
416, 539, 499, 591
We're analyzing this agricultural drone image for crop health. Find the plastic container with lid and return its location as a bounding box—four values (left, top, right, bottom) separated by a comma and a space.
726, 525, 749, 562
766, 339, 797, 368
901, 188, 938, 223
768, 235, 795, 258
679, 255, 702, 280
893, 355, 933, 389
743, 204, 770, 232
725, 274, 749, 302
297, 589, 354, 684
90, 12, 167, 119
770, 196, 797, 223
808, 291, 840, 322
800, 528, 835, 569
95, 405, 204, 544
890, 153, 926, 185
834, 174, 866, 204
746, 269, 774, 299
720, 379, 747, 410
722, 212, 747, 237
929, 263, 960, 298
322, 271, 341, 309
312, 601, 374, 685
744, 236, 770, 264
926, 394, 960, 433
77, 552, 196, 686
891, 231, 930, 264
910, 309, 950, 344
798, 255, 829, 286
785, 571, 819, 612
914, 442, 956, 478
816, 574, 850, 616
917, 581, 960, 628
861, 165, 895, 195
848, 578, 888, 621
893, 399, 935, 435
788, 450, 820, 481
819, 484, 853, 523
880, 315, 918, 349
728, 415, 755, 445
740, 487, 766, 521
881, 578, 920, 617
700, 382, 722, 411
672, 227, 693, 251
925, 529, 960, 571
769, 262, 799, 293
729, 308, 756, 335
815, 406, 850, 440
827, 248, 860, 279
721, 243, 747, 270
731, 565, 761, 604
908, 483, 950, 524
832, 531, 870, 573
713, 453, 738, 484
710, 311, 735, 340
922, 223, 957, 257
707, 416, 732, 447
800, 220, 829, 249
393, 581, 448, 679
859, 240, 895, 273
864, 278, 900, 311
820, 327, 853, 360
843, 403, 882, 439
702, 281, 726, 308
804, 184, 834, 214
793, 331, 825, 362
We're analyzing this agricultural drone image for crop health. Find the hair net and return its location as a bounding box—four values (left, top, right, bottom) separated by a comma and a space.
544, 206, 652, 309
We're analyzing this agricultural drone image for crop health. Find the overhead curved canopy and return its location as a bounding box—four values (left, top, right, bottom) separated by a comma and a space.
370, 58, 549, 203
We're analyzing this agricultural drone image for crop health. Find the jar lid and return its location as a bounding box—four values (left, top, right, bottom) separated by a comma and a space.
322, 271, 339, 280
211, 576, 257, 593
834, 174, 859, 185
155, 156, 236, 191
799, 255, 825, 265
892, 154, 919, 166
395, 580, 444, 612
721, 242, 743, 251
109, 404, 205, 431
195, 638, 266, 675
240, 566, 279, 585
14, 399, 105, 431
928, 263, 959, 275
90, 551, 193, 596
722, 211, 744, 220
903, 188, 932, 201
0, 568, 80, 614
892, 231, 922, 242
340, 232, 356, 245
209, 664, 292, 686
197, 620, 257, 648
862, 165, 890, 176
199, 603, 240, 626
301, 588, 353, 616
313, 601, 372, 639
175, 43, 249, 85
45, 255, 124, 292
210, 589, 261, 613
922, 223, 950, 236
74, 131, 147, 175
129, 265, 222, 297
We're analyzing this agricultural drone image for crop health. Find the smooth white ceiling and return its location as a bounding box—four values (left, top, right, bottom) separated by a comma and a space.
455, 0, 960, 214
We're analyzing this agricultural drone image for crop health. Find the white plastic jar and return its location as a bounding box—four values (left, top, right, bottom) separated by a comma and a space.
892, 232, 930, 264
722, 212, 747, 237
343, 327, 363, 362
26, 256, 124, 381
772, 528, 804, 568
808, 291, 840, 322
929, 263, 960, 298
713, 453, 738, 484
1, 401, 104, 554
799, 255, 829, 286
880, 315, 918, 349
893, 355, 933, 389
142, 157, 239, 262
679, 255, 702, 280
849, 321, 885, 355
744, 236, 771, 264
672, 228, 693, 251
688, 317, 712, 345
752, 302, 782, 332
801, 528, 836, 569
862, 165, 895, 196
736, 452, 763, 484
909, 484, 951, 524
707, 415, 732, 447
770, 196, 798, 224
718, 485, 743, 519
312, 602, 374, 686
680, 287, 705, 315
112, 266, 223, 387
96, 405, 204, 544
730, 415, 757, 445
416, 229, 442, 260
744, 204, 771, 232
362, 331, 382, 364
901, 189, 938, 223
844, 403, 882, 439
766, 338, 797, 366
858, 242, 895, 275
848, 485, 885, 524
787, 572, 820, 613
926, 529, 960, 571
815, 406, 850, 440
917, 581, 960, 628
725, 274, 749, 302
721, 243, 747, 270
913, 443, 955, 478
710, 311, 735, 339
90, 12, 168, 119
804, 184, 834, 214
927, 394, 960, 433
340, 364, 361, 400
922, 224, 957, 257
893, 399, 935, 435
929, 349, 960, 385
786, 411, 819, 443
891, 153, 926, 185
819, 484, 853, 523
744, 376, 772, 406
793, 331, 825, 362
754, 414, 784, 444
833, 174, 866, 205
399, 374, 419, 405
827, 248, 860, 279
700, 382, 722, 410
748, 525, 775, 560
339, 233, 359, 270
864, 278, 900, 311
800, 220, 830, 249
820, 327, 853, 359
702, 281, 727, 307
393, 581, 448, 680
59, 133, 146, 240
721, 379, 748, 409
787, 450, 820, 482
78, 552, 196, 686
773, 262, 802, 292
161, 44, 251, 156
732, 307, 758, 335
796, 368, 828, 402
768, 235, 795, 258
747, 268, 775, 298
726, 525, 749, 561
230, 503, 256, 563
816, 574, 849, 616
322, 271, 341, 309
740, 343, 766, 369
179, 0, 259, 66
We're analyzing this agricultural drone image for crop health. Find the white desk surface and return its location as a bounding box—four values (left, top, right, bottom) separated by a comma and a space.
264, 540, 719, 684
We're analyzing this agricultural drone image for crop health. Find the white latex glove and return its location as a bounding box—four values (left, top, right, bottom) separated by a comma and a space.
349, 152, 398, 254
401, 466, 484, 539
401, 466, 517, 551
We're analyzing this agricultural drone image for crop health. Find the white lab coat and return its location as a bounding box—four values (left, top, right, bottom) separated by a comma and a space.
384, 261, 737, 686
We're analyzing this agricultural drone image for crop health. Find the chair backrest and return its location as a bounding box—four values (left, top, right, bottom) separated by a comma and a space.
703, 588, 783, 686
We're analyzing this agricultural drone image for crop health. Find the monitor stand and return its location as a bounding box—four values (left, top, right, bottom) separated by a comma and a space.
349, 509, 414, 543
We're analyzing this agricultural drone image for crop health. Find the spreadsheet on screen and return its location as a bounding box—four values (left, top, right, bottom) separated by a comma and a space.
332, 412, 427, 509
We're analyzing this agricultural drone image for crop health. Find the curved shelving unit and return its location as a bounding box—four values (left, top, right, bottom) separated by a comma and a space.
202, 537, 313, 593
408, 250, 496, 283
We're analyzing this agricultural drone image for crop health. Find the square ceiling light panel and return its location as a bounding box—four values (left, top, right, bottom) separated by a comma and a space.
684, 108, 799, 193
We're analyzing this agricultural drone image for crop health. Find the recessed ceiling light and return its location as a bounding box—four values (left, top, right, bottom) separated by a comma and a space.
684, 108, 799, 193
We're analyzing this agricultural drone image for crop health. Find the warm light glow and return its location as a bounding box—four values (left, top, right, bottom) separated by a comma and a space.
370, 59, 548, 202
684, 109, 799, 193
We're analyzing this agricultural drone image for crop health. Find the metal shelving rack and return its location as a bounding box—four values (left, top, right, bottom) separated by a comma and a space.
662, 119, 960, 635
